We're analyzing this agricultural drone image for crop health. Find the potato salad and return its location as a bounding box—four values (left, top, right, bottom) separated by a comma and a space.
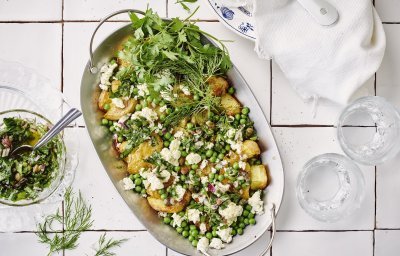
97, 9, 269, 253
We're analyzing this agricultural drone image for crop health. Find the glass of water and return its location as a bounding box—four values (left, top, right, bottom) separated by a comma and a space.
297, 153, 365, 222
337, 96, 400, 165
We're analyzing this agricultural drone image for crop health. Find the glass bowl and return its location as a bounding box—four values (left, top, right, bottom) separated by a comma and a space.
0, 109, 66, 206
297, 153, 365, 222
337, 96, 400, 165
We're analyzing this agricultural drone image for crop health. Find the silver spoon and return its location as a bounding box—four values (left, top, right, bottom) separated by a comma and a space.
10, 108, 82, 157
297, 0, 339, 26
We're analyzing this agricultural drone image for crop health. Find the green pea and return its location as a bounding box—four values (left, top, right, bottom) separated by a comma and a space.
248, 213, 255, 219
209, 173, 215, 180
159, 101, 166, 107
212, 230, 218, 237
166, 108, 172, 114
163, 217, 171, 224
240, 119, 247, 125
237, 228, 243, 235
161, 194, 167, 200
190, 225, 197, 230
134, 178, 142, 186
135, 186, 142, 193
177, 227, 183, 234
117, 136, 124, 143
218, 175, 224, 182
133, 173, 140, 179
164, 141, 170, 147
206, 232, 213, 239
193, 94, 200, 101
188, 235, 194, 242
212, 152, 218, 157
190, 229, 199, 236
146, 96, 153, 102
233, 162, 240, 170
242, 107, 250, 115
239, 223, 245, 228
180, 175, 186, 181
182, 230, 189, 237
141, 188, 146, 194
191, 164, 198, 170
231, 229, 237, 236
109, 126, 115, 132
153, 98, 160, 105
103, 104, 111, 111
181, 151, 188, 157
135, 104, 142, 111
235, 114, 241, 120
186, 122, 194, 129
218, 153, 225, 159
249, 218, 256, 225
174, 166, 181, 172
164, 132, 172, 140
244, 218, 250, 225
243, 210, 249, 217
210, 156, 217, 163
132, 88, 139, 95
228, 87, 235, 94
160, 114, 166, 121
101, 118, 109, 125
141, 101, 148, 108
191, 239, 198, 247
245, 204, 252, 211
181, 221, 188, 228
225, 145, 231, 151
206, 150, 213, 157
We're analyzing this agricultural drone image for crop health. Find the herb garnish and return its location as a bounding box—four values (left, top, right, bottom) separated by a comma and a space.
92, 233, 127, 256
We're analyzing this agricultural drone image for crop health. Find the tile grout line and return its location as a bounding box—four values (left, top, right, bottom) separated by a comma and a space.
0, 19, 220, 23
269, 59, 273, 125
61, 1, 66, 256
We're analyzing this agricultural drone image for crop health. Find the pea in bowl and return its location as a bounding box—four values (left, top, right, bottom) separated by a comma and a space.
0, 109, 66, 206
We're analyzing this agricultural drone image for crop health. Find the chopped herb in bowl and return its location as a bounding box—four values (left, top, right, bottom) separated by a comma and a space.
0, 112, 65, 205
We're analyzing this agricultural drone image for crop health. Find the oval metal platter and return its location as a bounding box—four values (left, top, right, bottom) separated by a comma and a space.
81, 20, 284, 256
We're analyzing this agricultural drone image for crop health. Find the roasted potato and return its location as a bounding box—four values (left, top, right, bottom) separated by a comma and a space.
104, 98, 137, 120
250, 165, 268, 190
221, 94, 241, 116
191, 110, 208, 125
225, 152, 240, 166
241, 186, 250, 200
207, 76, 229, 96
242, 140, 261, 159
111, 80, 121, 93
98, 91, 111, 110
125, 135, 163, 174
147, 191, 191, 213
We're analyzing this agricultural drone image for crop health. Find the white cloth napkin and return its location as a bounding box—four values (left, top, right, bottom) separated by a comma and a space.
254, 0, 386, 105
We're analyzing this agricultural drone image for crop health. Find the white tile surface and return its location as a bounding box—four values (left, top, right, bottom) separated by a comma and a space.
64, 231, 165, 256
0, 0, 62, 21
168, 0, 218, 20
198, 22, 271, 121
70, 128, 145, 230
273, 231, 373, 256
0, 23, 62, 89
0, 232, 62, 256
376, 24, 400, 109
376, 155, 400, 229
168, 231, 271, 256
271, 62, 375, 125
63, 0, 167, 20
272, 127, 375, 230
375, 230, 400, 256
63, 22, 129, 125
376, 0, 400, 22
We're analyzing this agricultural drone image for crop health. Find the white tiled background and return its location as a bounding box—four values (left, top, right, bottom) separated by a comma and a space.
0, 0, 399, 256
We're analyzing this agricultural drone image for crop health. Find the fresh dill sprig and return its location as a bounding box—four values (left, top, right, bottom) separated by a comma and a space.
36, 187, 93, 256
92, 233, 128, 256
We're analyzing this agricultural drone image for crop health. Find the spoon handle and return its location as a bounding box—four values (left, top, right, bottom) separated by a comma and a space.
297, 0, 339, 26
33, 108, 82, 150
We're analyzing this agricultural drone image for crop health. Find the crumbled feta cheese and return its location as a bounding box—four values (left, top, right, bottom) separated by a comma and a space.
187, 209, 201, 223
215, 182, 230, 194
218, 202, 243, 225
118, 115, 130, 124
122, 177, 135, 190
229, 140, 243, 154
137, 83, 149, 97
195, 141, 204, 148
248, 190, 264, 215
220, 160, 228, 166
158, 212, 168, 217
141, 170, 165, 191
160, 139, 181, 166
175, 185, 186, 201
209, 238, 225, 250
112, 98, 125, 109
205, 142, 214, 150
216, 227, 233, 243
200, 176, 209, 185
238, 161, 246, 170
131, 107, 158, 127
99, 62, 117, 90
171, 213, 185, 227
174, 130, 184, 138
199, 223, 207, 234
180, 85, 191, 95
200, 159, 208, 170
226, 128, 236, 139
186, 153, 202, 165
159, 105, 167, 112
160, 170, 171, 182
197, 237, 209, 253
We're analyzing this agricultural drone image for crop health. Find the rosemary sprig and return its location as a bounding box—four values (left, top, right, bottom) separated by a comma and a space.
92, 233, 128, 256
36, 187, 93, 256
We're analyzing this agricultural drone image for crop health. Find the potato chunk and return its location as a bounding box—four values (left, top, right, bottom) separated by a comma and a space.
124, 135, 163, 174
242, 140, 261, 159
207, 76, 229, 96
104, 98, 136, 120
147, 191, 191, 213
111, 80, 121, 93
221, 94, 241, 116
98, 91, 111, 110
250, 165, 268, 190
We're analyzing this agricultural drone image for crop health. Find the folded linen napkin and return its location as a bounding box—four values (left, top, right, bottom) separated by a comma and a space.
254, 0, 386, 105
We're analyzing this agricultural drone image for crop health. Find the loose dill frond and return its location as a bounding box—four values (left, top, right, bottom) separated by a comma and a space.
92, 233, 128, 256
36, 187, 93, 256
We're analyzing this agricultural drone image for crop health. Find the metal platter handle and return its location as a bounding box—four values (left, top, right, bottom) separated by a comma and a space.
201, 204, 276, 256
88, 9, 145, 74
